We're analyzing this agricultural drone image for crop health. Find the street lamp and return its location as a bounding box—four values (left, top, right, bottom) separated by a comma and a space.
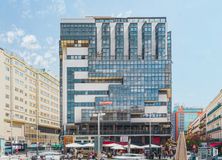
93, 111, 105, 160
148, 113, 156, 154
10, 113, 13, 155
143, 113, 154, 154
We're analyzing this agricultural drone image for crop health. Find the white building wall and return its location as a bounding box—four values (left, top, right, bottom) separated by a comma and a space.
74, 95, 108, 102
96, 23, 102, 55
62, 48, 68, 126
0, 50, 60, 143
66, 60, 88, 67
137, 22, 143, 57
74, 72, 88, 79
145, 106, 168, 114
74, 83, 121, 91
75, 107, 94, 123
151, 22, 158, 57
67, 47, 88, 55
124, 23, 130, 57
110, 23, 116, 57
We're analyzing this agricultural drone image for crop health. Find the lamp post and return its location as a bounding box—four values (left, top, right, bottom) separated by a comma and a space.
10, 113, 13, 155
93, 111, 105, 160
149, 114, 152, 153
144, 113, 154, 154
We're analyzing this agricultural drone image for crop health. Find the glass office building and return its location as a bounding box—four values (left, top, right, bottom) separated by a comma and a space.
60, 16, 172, 145
172, 106, 203, 140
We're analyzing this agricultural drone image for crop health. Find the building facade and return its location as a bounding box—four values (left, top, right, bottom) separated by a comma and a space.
187, 110, 207, 142
0, 49, 60, 145
199, 111, 207, 141
60, 16, 172, 145
187, 115, 200, 137
172, 106, 202, 140
206, 90, 222, 142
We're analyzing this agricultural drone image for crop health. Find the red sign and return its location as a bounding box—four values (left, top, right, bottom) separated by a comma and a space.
152, 137, 160, 145
99, 101, 112, 106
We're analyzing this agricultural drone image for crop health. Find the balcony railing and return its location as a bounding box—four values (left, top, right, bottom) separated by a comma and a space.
207, 115, 221, 125
207, 103, 222, 116
207, 126, 221, 134
77, 129, 171, 135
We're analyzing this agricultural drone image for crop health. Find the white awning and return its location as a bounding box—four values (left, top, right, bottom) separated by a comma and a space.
81, 143, 94, 148
103, 143, 119, 147
142, 144, 161, 148
111, 145, 126, 150
66, 143, 83, 148
123, 144, 143, 149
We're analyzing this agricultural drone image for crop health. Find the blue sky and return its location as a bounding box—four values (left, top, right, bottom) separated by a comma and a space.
0, 0, 222, 108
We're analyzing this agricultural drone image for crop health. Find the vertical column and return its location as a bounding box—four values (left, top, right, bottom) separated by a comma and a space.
151, 22, 157, 59
124, 23, 130, 58
137, 22, 143, 58
62, 47, 68, 128
9, 58, 14, 153
165, 22, 169, 59
110, 23, 116, 59
96, 23, 102, 56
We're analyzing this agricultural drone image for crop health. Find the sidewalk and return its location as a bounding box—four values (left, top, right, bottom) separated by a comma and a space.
0, 154, 30, 160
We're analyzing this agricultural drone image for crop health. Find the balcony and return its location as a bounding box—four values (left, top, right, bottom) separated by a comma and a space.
199, 123, 206, 129
77, 129, 171, 136
207, 126, 221, 134
207, 115, 221, 125
207, 103, 221, 116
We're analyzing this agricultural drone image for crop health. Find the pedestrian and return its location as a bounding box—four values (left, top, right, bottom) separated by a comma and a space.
78, 152, 83, 160
16, 148, 19, 155
158, 153, 161, 159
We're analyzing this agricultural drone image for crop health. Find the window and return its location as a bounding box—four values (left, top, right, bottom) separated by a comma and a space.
5, 76, 10, 81
5, 103, 9, 108
5, 66, 9, 71
5, 85, 9, 90
5, 94, 9, 99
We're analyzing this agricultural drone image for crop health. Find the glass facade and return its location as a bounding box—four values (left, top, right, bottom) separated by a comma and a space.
60, 17, 172, 143
172, 106, 203, 140
115, 23, 124, 59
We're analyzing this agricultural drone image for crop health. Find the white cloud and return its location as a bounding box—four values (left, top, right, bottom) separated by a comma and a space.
37, 0, 66, 17
0, 26, 58, 73
21, 35, 41, 50
23, 37, 58, 69
0, 26, 24, 44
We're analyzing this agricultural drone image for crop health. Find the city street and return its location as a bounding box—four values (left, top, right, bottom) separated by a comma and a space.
0, 0, 222, 159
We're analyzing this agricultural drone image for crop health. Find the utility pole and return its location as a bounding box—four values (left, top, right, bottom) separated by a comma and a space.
149, 116, 152, 154
93, 111, 105, 160
97, 112, 101, 160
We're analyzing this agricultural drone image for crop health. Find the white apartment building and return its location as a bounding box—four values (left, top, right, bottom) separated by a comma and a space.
206, 90, 222, 142
0, 48, 60, 145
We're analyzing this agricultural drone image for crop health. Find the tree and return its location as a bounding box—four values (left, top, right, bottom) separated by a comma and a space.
186, 134, 201, 152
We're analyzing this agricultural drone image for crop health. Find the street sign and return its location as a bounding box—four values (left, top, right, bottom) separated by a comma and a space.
212, 147, 218, 157
99, 101, 112, 106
